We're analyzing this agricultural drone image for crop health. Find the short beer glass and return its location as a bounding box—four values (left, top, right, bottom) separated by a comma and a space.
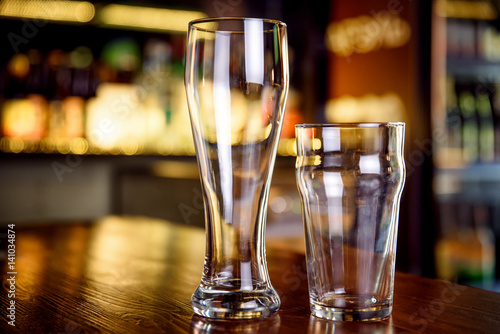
295, 123, 406, 321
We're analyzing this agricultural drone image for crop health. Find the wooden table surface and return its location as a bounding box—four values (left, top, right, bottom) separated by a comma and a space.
1, 216, 500, 333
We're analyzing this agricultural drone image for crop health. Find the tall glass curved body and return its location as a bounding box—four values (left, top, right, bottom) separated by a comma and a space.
185, 18, 288, 319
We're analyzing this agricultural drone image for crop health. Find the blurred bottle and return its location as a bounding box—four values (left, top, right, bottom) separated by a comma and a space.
26, 50, 48, 141
70, 46, 93, 99
100, 37, 141, 84
1, 51, 47, 142
459, 19, 476, 59
475, 83, 495, 163
167, 37, 194, 153
444, 76, 463, 164
471, 205, 496, 289
446, 18, 460, 58
492, 83, 500, 160
479, 21, 500, 61
4, 52, 29, 98
136, 38, 171, 150
46, 50, 71, 139
435, 202, 495, 289
62, 46, 94, 139
25, 49, 45, 95
61, 96, 85, 139
457, 83, 479, 164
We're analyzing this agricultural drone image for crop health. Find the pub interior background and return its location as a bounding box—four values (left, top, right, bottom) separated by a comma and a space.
1, 0, 500, 291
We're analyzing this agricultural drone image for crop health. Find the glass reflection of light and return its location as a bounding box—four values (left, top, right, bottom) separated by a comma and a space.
12, 223, 90, 330
308, 315, 394, 334
323, 128, 341, 152
86, 216, 168, 286
84, 216, 204, 291
81, 216, 204, 327
359, 154, 381, 174
213, 31, 234, 223
50, 225, 90, 287
14, 234, 46, 300
324, 172, 343, 235
191, 314, 280, 334
244, 20, 264, 85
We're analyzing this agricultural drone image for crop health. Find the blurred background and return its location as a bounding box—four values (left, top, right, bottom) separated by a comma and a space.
1, 0, 499, 291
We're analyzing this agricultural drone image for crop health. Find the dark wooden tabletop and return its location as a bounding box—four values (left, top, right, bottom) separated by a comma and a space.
1, 216, 500, 333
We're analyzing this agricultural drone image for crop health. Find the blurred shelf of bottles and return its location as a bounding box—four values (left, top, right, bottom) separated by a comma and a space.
434, 75, 500, 168
0, 36, 194, 156
0, 36, 300, 158
433, 4, 500, 290
434, 13, 500, 169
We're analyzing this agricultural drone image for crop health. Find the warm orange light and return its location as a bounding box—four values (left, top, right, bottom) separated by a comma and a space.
325, 13, 411, 57
435, 0, 498, 20
0, 0, 95, 23
99, 4, 207, 32
325, 93, 406, 123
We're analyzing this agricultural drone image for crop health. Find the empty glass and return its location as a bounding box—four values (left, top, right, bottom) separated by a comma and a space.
295, 123, 406, 321
185, 17, 288, 319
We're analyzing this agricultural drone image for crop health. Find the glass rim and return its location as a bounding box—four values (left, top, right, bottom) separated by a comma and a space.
188, 17, 287, 33
295, 122, 405, 129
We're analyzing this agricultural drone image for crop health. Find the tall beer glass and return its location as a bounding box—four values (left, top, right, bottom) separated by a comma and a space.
185, 17, 288, 319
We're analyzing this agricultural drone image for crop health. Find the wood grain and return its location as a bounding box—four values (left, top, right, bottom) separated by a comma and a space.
1, 216, 500, 333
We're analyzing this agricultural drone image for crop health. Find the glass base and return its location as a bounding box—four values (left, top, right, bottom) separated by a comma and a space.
191, 284, 281, 319
310, 299, 392, 321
